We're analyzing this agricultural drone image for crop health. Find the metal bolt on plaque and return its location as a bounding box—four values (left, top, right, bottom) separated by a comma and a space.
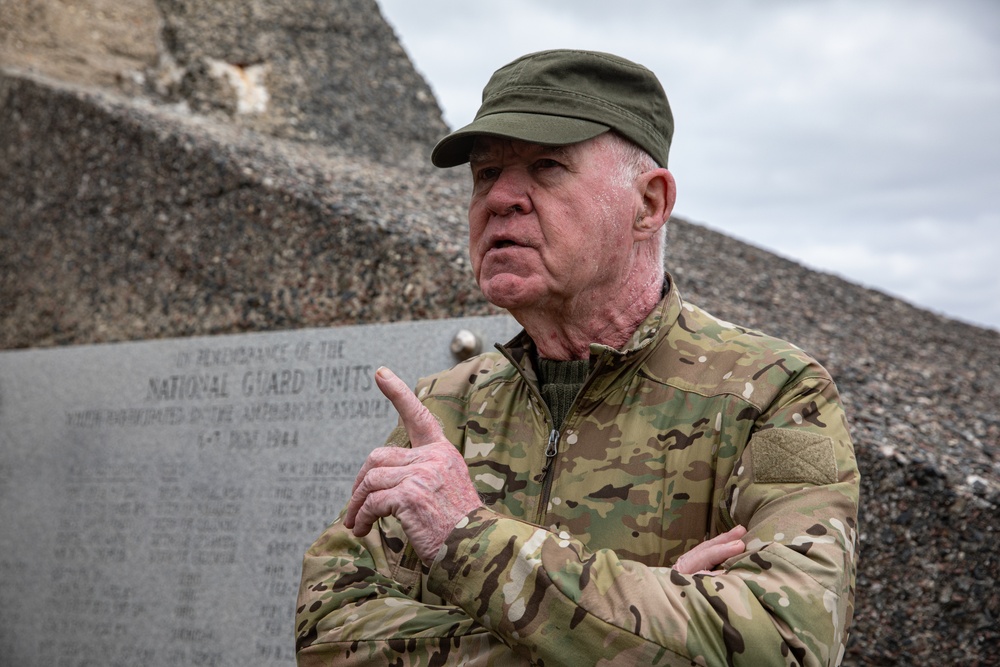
450, 329, 481, 360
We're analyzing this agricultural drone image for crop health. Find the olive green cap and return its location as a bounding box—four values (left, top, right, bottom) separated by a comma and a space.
431, 49, 673, 169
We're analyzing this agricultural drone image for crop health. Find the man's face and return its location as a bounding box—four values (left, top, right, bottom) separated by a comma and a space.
467, 133, 642, 314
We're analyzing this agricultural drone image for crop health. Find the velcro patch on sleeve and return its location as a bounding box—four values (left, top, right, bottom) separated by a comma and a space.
750, 428, 838, 485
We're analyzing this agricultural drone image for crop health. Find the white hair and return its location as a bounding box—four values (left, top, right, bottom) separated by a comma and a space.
604, 132, 668, 272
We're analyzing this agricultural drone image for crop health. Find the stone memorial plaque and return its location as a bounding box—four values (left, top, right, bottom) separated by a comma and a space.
0, 316, 520, 666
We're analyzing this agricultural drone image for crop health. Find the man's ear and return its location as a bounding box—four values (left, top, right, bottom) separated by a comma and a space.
633, 168, 676, 240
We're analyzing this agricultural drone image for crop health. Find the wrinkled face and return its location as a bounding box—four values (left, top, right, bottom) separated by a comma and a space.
467, 134, 641, 313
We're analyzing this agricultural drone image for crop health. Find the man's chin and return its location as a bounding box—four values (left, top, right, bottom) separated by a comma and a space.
479, 276, 543, 312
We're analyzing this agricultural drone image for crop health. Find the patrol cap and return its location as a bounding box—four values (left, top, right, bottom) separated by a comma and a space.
431, 49, 673, 169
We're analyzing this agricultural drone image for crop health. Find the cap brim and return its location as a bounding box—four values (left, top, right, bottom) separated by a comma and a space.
431, 112, 610, 168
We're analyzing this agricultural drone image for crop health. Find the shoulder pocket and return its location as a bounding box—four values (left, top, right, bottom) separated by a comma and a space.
751, 428, 837, 485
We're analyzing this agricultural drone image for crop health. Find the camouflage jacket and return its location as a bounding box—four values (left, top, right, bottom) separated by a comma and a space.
296, 282, 859, 666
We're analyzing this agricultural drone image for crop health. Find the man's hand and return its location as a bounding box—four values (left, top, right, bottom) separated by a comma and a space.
672, 525, 747, 575
343, 367, 483, 564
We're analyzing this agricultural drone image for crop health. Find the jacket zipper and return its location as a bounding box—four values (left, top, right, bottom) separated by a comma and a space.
544, 428, 560, 462
494, 344, 602, 527
536, 428, 560, 524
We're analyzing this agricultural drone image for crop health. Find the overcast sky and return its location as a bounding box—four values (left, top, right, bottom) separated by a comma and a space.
376, 0, 1000, 331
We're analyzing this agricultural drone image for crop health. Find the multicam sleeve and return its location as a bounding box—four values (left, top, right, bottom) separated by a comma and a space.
721, 374, 859, 664
424, 374, 859, 667
295, 508, 524, 666
294, 364, 526, 667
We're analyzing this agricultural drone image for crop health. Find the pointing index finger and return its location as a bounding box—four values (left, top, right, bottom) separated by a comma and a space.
374, 367, 445, 447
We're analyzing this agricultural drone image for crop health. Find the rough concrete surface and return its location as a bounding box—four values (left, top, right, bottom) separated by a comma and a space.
1, 1, 998, 664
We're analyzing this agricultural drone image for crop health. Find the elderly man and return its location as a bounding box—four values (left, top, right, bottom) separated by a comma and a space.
296, 50, 858, 666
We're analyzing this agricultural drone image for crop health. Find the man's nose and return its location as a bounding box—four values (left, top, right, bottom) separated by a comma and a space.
485, 169, 533, 216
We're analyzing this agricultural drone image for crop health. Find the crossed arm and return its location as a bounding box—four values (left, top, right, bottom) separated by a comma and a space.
297, 367, 857, 666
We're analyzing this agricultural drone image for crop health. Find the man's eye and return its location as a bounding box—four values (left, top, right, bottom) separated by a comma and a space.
476, 167, 500, 181
534, 159, 561, 170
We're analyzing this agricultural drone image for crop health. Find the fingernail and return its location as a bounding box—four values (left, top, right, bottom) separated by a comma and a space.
376, 366, 389, 378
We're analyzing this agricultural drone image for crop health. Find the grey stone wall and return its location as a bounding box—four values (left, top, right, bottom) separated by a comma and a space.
150, 0, 449, 156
